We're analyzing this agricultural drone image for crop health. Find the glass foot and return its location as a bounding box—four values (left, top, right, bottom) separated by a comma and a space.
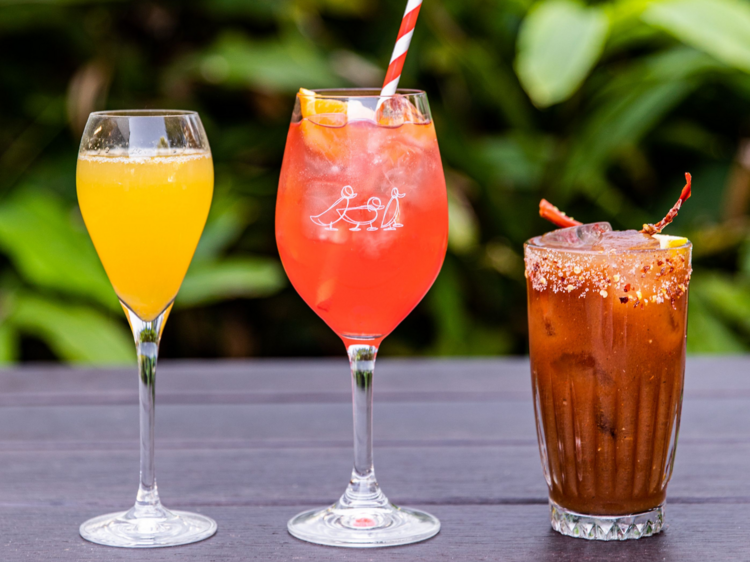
288, 502, 440, 548
80, 505, 217, 548
550, 499, 664, 541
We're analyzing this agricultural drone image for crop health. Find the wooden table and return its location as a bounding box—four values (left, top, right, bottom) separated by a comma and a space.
0, 357, 747, 560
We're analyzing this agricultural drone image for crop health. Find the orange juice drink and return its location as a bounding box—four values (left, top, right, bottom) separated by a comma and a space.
77, 152, 213, 321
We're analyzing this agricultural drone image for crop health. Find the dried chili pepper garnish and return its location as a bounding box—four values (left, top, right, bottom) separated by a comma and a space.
641, 173, 692, 235
538, 173, 692, 234
539, 199, 583, 228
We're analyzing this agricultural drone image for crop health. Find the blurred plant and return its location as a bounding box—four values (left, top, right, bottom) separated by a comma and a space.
1, 0, 750, 361
0, 183, 285, 363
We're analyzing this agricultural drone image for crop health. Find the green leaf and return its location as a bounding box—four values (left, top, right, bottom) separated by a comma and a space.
192, 195, 254, 265
0, 0, 122, 5
203, 0, 286, 18
607, 0, 657, 29
204, 0, 370, 18
0, 190, 118, 311
561, 48, 721, 198
474, 133, 556, 190
427, 260, 512, 355
643, 0, 750, 74
739, 238, 750, 276
8, 294, 133, 364
439, 41, 534, 129
0, 323, 17, 364
447, 186, 479, 254
687, 291, 747, 353
177, 258, 286, 307
605, 0, 661, 53
515, 0, 610, 107
187, 32, 342, 92
564, 81, 691, 195
595, 45, 727, 99
692, 273, 750, 335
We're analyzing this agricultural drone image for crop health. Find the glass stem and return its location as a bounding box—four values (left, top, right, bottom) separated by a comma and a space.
137, 336, 159, 509
124, 305, 170, 517
340, 344, 388, 509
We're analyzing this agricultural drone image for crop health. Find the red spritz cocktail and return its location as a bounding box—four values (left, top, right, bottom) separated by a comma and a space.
277, 91, 447, 345
276, 89, 447, 547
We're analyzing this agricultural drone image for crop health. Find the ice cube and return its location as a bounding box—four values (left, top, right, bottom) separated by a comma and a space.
347, 100, 376, 123
375, 95, 426, 127
539, 222, 612, 249
599, 230, 660, 250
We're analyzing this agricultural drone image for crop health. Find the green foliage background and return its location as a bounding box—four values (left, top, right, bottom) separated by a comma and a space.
1, 0, 750, 362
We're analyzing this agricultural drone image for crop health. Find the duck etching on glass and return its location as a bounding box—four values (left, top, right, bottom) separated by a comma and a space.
341, 197, 384, 231
381, 188, 406, 230
310, 186, 406, 232
310, 185, 356, 231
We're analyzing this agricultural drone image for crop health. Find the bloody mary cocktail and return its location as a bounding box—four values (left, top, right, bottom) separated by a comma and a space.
525, 223, 691, 540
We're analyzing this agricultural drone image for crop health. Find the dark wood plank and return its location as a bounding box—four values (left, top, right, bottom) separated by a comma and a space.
0, 441, 747, 507
0, 401, 535, 443
0, 504, 745, 561
0, 357, 748, 560
1, 357, 749, 405
0, 358, 528, 395
0, 392, 744, 447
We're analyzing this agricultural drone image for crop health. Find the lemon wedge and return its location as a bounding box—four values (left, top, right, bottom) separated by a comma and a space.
653, 234, 689, 249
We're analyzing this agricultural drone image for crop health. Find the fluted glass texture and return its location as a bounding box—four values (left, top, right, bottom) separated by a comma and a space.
525, 241, 691, 517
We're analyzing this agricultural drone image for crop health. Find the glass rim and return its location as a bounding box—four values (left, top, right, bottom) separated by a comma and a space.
89, 109, 199, 118
301, 88, 426, 99
524, 237, 692, 254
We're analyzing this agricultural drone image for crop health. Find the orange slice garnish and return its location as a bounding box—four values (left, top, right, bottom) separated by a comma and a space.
298, 88, 349, 160
299, 88, 347, 125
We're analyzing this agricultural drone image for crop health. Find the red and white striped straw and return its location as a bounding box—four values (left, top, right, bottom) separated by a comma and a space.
381, 0, 423, 97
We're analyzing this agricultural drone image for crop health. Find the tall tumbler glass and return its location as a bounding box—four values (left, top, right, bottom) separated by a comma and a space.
525, 228, 692, 540
76, 110, 216, 547
276, 89, 448, 547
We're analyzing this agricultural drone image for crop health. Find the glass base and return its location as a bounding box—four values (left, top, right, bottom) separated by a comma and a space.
550, 500, 665, 541
288, 502, 440, 548
80, 506, 217, 548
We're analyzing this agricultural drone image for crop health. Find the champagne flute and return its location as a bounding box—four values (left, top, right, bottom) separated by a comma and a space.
276, 89, 448, 547
76, 110, 216, 548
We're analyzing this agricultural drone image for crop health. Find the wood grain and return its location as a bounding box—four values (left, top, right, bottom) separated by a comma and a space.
0, 357, 747, 560
1, 505, 746, 561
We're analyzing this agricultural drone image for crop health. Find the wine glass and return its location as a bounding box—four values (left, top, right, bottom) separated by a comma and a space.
76, 110, 217, 547
276, 89, 448, 547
